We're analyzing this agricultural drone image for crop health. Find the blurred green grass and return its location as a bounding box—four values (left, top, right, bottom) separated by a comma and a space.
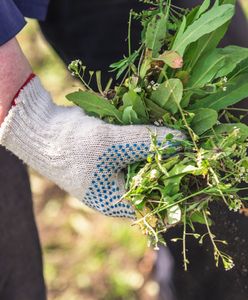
240, 0, 248, 16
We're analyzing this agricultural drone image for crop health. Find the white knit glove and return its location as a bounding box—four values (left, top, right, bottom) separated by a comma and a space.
0, 76, 184, 218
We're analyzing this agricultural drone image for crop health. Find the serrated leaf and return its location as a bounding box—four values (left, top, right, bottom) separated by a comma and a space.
190, 108, 218, 135
66, 91, 123, 123
173, 4, 234, 56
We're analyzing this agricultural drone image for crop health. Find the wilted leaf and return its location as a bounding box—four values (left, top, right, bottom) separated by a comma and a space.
158, 51, 183, 69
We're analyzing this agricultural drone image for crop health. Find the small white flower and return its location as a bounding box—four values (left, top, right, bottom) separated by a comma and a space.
150, 169, 159, 180
133, 174, 142, 186
222, 86, 227, 92
152, 83, 160, 90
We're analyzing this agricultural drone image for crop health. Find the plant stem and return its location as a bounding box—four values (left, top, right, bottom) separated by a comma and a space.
77, 73, 94, 92
183, 206, 188, 271
203, 210, 221, 268
128, 10, 133, 78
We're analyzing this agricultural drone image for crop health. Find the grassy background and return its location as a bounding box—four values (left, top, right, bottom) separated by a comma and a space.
16, 2, 247, 300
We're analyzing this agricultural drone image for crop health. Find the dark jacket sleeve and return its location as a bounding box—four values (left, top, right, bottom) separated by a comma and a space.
0, 0, 49, 46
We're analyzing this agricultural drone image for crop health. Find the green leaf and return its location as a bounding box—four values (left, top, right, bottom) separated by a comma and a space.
144, 98, 168, 120
145, 13, 168, 57
66, 91, 123, 123
110, 51, 139, 79
190, 108, 218, 135
122, 90, 149, 121
167, 204, 182, 225
194, 0, 211, 20
191, 211, 207, 225
190, 73, 248, 111
228, 57, 248, 79
150, 79, 183, 114
214, 123, 248, 141
173, 4, 235, 56
215, 47, 248, 78
162, 161, 192, 196
172, 16, 186, 48
188, 46, 248, 88
122, 106, 141, 125
184, 0, 236, 71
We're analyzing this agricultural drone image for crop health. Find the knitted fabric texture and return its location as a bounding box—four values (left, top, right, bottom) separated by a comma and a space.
0, 77, 184, 218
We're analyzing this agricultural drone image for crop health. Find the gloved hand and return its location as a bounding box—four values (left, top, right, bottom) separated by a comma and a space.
0, 76, 184, 218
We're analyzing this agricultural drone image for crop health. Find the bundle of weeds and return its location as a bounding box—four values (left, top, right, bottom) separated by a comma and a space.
66, 0, 248, 270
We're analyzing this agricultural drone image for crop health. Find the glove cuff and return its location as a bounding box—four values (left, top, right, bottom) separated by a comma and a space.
11, 73, 36, 107
0, 76, 56, 160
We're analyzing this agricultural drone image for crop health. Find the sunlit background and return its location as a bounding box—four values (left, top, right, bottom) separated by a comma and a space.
16, 2, 248, 300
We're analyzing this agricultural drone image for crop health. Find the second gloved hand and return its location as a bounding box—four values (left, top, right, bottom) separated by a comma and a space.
0, 76, 184, 218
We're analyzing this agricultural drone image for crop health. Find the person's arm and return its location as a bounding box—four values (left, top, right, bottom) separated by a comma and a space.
0, 0, 49, 124
0, 38, 32, 124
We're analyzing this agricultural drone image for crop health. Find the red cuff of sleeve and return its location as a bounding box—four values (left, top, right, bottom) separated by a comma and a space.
11, 73, 36, 107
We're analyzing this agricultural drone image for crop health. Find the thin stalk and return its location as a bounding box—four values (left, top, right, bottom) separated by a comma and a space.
77, 71, 94, 92
209, 167, 228, 206
155, 188, 209, 214
162, 70, 199, 151
143, 218, 159, 248
128, 10, 133, 78
203, 210, 222, 268
226, 107, 248, 112
183, 206, 188, 271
